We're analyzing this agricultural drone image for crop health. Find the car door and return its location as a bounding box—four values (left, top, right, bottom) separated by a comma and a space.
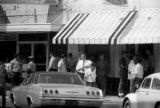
137, 78, 152, 108
21, 75, 35, 107
148, 78, 160, 108
13, 78, 28, 107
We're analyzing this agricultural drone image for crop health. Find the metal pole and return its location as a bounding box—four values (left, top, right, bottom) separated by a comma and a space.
1, 82, 6, 108
0, 64, 6, 108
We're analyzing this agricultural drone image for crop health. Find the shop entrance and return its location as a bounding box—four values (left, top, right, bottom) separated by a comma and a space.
0, 41, 16, 62
17, 33, 49, 71
18, 42, 48, 71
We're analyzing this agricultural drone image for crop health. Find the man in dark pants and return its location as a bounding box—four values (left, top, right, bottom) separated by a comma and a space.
0, 62, 7, 108
118, 52, 128, 97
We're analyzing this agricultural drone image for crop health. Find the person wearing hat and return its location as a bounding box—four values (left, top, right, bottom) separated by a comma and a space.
27, 56, 36, 75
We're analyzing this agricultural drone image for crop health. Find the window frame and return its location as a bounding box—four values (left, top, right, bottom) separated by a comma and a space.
141, 78, 152, 89
151, 78, 160, 90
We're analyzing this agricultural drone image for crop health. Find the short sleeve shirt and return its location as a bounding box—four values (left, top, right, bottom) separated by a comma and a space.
58, 59, 67, 72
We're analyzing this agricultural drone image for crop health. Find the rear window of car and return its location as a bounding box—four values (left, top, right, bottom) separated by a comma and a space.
152, 78, 160, 90
38, 73, 83, 85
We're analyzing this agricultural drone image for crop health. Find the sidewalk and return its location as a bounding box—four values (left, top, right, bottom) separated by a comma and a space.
104, 95, 124, 104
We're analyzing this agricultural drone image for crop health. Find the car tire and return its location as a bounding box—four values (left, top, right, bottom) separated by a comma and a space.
29, 104, 34, 108
11, 102, 21, 108
123, 100, 131, 108
155, 103, 160, 108
27, 98, 34, 108
10, 96, 21, 108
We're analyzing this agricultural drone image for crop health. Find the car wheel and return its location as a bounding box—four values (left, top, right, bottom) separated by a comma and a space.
10, 96, 20, 108
155, 103, 160, 108
123, 100, 131, 108
27, 98, 34, 108
29, 104, 34, 108
11, 102, 21, 108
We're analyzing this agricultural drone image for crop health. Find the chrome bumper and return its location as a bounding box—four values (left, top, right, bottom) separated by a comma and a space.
39, 97, 103, 107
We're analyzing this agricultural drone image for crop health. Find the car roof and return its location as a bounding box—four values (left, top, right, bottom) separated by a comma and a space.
146, 72, 160, 78
34, 71, 77, 76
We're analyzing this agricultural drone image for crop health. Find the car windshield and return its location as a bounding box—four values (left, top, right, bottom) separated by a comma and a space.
38, 73, 84, 85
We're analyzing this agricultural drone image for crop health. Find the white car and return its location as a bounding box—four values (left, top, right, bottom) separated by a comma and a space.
123, 73, 160, 108
10, 72, 103, 108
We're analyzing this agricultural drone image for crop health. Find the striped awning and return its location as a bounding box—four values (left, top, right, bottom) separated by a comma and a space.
53, 9, 136, 44
116, 9, 160, 44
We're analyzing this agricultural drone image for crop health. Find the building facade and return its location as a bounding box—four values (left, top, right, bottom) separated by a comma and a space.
53, 0, 160, 95
0, 0, 66, 71
1, 0, 160, 95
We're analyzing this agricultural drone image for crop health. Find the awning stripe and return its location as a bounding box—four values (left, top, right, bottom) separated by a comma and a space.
52, 14, 80, 44
108, 10, 133, 44
57, 14, 84, 44
61, 13, 89, 44
65, 14, 89, 44
117, 9, 160, 44
113, 10, 137, 44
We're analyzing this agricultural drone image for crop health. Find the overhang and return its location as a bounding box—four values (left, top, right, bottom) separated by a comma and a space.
52, 9, 136, 45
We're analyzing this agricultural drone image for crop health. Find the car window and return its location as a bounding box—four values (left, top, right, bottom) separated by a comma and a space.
21, 78, 28, 85
152, 78, 160, 90
26, 74, 34, 85
141, 78, 151, 89
38, 73, 84, 85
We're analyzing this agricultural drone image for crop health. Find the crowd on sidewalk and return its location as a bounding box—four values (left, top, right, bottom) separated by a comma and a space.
0, 53, 36, 87
118, 49, 154, 97
0, 51, 110, 96
47, 52, 110, 95
0, 49, 154, 97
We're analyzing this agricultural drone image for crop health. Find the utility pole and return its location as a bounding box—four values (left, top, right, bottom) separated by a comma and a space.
0, 63, 6, 108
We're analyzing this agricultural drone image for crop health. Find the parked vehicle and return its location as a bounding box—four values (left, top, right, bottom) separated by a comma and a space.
123, 73, 160, 108
10, 72, 103, 108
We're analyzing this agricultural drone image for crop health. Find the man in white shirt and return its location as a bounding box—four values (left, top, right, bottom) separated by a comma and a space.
58, 54, 67, 72
134, 56, 144, 91
47, 53, 59, 72
76, 53, 92, 80
128, 56, 136, 92
10, 53, 22, 86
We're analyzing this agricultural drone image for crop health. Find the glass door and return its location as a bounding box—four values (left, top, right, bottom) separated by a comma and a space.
34, 44, 46, 71
19, 44, 32, 60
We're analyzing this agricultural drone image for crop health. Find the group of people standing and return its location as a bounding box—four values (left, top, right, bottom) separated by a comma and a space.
47, 52, 110, 95
118, 50, 154, 97
47, 52, 76, 73
1, 53, 36, 86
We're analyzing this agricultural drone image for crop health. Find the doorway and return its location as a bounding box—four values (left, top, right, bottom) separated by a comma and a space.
0, 41, 16, 62
18, 42, 48, 71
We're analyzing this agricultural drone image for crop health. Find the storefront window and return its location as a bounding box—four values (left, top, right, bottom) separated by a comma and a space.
19, 44, 31, 59
34, 44, 46, 71
18, 33, 48, 41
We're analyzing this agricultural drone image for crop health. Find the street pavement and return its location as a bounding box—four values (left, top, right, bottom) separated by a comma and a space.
102, 96, 123, 108
0, 92, 124, 108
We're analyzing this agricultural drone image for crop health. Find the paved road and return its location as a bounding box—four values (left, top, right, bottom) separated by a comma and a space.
102, 96, 123, 108
0, 93, 123, 108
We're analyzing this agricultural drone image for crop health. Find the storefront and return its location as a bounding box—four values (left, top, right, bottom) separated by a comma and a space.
52, 9, 135, 95
0, 24, 63, 71
0, 0, 64, 71
52, 8, 160, 95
